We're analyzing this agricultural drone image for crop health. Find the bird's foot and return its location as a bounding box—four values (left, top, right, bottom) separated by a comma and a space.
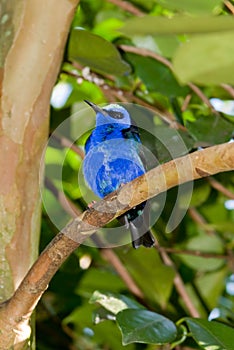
87, 200, 97, 210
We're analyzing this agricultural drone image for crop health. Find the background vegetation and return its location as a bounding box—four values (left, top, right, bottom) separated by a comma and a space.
1, 0, 234, 349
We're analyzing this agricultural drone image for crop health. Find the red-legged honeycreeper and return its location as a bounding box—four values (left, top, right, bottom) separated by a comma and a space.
83, 101, 155, 249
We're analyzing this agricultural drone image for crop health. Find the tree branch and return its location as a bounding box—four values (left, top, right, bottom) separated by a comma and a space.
155, 241, 200, 318
119, 45, 219, 114
207, 176, 234, 199
188, 207, 216, 236
0, 0, 80, 348
0, 141, 233, 348
161, 247, 229, 259
220, 83, 234, 98
45, 178, 145, 302
63, 65, 183, 129
107, 0, 144, 16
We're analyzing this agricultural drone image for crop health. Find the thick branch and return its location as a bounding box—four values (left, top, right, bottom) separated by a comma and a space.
0, 141, 233, 347
0, 0, 80, 348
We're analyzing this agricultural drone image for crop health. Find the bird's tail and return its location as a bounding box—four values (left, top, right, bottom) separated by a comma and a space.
129, 221, 155, 249
119, 202, 155, 249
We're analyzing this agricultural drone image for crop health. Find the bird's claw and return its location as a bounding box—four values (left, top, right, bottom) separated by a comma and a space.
87, 200, 97, 210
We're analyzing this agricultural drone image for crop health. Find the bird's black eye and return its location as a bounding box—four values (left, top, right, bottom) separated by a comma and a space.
104, 109, 124, 119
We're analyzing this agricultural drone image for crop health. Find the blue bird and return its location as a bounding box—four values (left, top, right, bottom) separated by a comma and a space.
83, 100, 155, 249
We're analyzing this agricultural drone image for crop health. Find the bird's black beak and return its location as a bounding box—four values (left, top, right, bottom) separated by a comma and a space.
84, 100, 103, 113
84, 100, 108, 116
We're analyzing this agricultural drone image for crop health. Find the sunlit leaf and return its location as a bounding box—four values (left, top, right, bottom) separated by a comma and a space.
68, 28, 131, 76
90, 291, 143, 315
121, 15, 234, 35
173, 31, 234, 85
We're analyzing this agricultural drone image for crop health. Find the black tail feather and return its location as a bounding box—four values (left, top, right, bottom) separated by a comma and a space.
119, 202, 155, 249
129, 221, 155, 249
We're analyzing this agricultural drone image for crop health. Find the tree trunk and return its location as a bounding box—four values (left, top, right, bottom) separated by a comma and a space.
0, 0, 79, 348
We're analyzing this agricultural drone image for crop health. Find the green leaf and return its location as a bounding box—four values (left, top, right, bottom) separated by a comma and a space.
121, 15, 234, 35
117, 248, 175, 308
154, 35, 181, 58
157, 0, 223, 14
179, 234, 224, 271
93, 17, 124, 41
195, 267, 228, 309
77, 268, 126, 296
185, 114, 234, 145
209, 222, 234, 234
64, 303, 134, 350
89, 291, 143, 315
190, 181, 211, 207
116, 309, 177, 345
173, 31, 234, 85
68, 28, 131, 76
185, 318, 234, 350
125, 53, 188, 97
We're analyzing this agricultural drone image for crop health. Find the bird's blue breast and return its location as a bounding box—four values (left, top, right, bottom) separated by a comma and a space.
83, 123, 145, 198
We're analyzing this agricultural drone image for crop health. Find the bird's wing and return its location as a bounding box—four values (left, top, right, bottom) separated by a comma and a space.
121, 124, 148, 170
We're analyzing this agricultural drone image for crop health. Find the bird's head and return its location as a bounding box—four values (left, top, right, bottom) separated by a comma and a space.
84, 100, 131, 126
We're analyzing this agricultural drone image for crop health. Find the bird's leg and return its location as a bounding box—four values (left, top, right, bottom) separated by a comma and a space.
118, 183, 130, 228
123, 215, 129, 229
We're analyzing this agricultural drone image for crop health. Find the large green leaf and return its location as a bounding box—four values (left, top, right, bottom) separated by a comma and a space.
116, 309, 177, 345
179, 234, 224, 271
185, 114, 234, 145
117, 248, 175, 307
68, 28, 131, 76
121, 15, 234, 35
125, 53, 188, 97
76, 268, 126, 296
190, 181, 211, 207
185, 318, 234, 349
173, 31, 234, 85
157, 0, 223, 14
195, 267, 228, 309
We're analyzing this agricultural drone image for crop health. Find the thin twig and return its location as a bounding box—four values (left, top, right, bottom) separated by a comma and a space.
207, 177, 234, 199
101, 249, 144, 299
220, 83, 234, 98
162, 247, 228, 259
181, 94, 192, 112
45, 178, 145, 302
45, 177, 81, 217
187, 82, 219, 115
53, 133, 84, 159
188, 207, 215, 236
119, 45, 220, 115
107, 0, 144, 16
119, 44, 173, 69
64, 65, 184, 130
131, 94, 185, 130
155, 241, 200, 318
224, 0, 234, 14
